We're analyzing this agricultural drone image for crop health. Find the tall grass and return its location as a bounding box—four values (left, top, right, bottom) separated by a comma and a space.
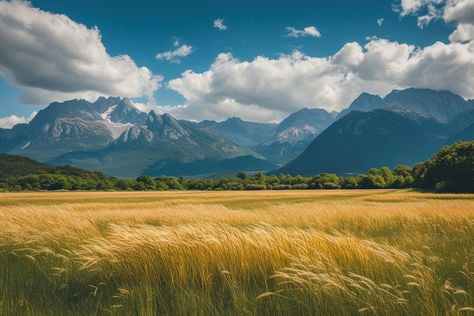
0, 190, 473, 315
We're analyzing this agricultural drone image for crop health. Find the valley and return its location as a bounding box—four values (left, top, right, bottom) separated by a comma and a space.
1, 88, 473, 177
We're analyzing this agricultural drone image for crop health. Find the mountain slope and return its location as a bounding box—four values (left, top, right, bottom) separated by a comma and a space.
200, 117, 276, 147
383, 88, 470, 123
448, 123, 474, 143
0, 154, 52, 177
144, 155, 276, 177
338, 93, 384, 118
102, 98, 147, 125
0, 124, 29, 152
0, 154, 111, 181
255, 108, 337, 164
277, 110, 455, 175
452, 109, 474, 131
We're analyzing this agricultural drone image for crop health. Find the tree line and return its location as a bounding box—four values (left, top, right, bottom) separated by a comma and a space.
1, 140, 473, 193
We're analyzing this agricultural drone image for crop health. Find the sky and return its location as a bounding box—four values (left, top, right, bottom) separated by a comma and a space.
0, 0, 473, 126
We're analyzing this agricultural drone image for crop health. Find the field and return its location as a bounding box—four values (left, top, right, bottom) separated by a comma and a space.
0, 190, 473, 315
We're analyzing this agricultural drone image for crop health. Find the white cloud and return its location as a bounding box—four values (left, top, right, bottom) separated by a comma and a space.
286, 26, 321, 38
444, 0, 474, 41
417, 3, 442, 27
213, 18, 227, 31
161, 37, 474, 123
156, 44, 193, 63
395, 0, 445, 28
443, 0, 474, 24
365, 35, 379, 41
449, 23, 474, 41
397, 0, 443, 16
0, 0, 162, 105
396, 0, 474, 34
0, 111, 37, 128
377, 18, 384, 26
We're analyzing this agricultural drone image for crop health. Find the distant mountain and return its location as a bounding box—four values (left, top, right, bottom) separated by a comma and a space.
7, 99, 114, 161
93, 96, 122, 113
338, 93, 383, 118
255, 108, 337, 164
383, 88, 471, 123
200, 117, 276, 147
50, 111, 257, 177
0, 124, 29, 152
277, 109, 456, 175
1, 97, 149, 162
2, 88, 473, 178
340, 88, 473, 123
101, 98, 147, 125
144, 155, 276, 177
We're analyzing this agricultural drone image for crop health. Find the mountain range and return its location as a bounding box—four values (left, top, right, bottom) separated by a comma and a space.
1, 88, 473, 177
277, 88, 474, 175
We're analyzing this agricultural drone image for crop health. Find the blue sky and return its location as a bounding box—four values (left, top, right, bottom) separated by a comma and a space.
0, 0, 472, 123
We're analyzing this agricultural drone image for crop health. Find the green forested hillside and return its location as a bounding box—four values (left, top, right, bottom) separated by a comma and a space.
0, 154, 52, 177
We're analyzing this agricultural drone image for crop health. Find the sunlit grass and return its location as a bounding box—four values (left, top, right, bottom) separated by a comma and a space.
0, 190, 473, 315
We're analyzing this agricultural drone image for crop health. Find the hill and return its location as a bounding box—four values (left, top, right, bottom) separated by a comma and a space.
0, 154, 51, 177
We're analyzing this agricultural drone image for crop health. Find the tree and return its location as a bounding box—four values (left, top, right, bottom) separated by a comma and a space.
136, 176, 156, 190
48, 175, 69, 190
359, 174, 385, 189
413, 140, 474, 192
309, 173, 340, 189
341, 177, 359, 189
236, 172, 247, 180
368, 167, 395, 187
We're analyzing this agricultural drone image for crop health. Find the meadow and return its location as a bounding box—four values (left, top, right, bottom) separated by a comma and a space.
0, 190, 473, 315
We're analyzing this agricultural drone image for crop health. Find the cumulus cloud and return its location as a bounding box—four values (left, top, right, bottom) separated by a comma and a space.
449, 23, 474, 41
0, 0, 162, 105
160, 37, 474, 123
213, 18, 227, 31
396, 0, 474, 36
156, 43, 193, 63
397, 0, 443, 16
444, 0, 474, 41
286, 26, 321, 38
443, 0, 474, 24
0, 111, 37, 128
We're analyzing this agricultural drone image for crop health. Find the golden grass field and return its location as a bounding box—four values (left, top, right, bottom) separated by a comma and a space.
0, 189, 473, 315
